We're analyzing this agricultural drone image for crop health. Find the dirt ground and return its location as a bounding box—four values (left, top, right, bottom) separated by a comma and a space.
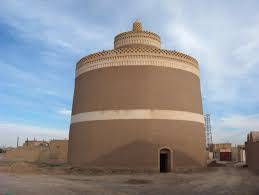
0, 157, 259, 195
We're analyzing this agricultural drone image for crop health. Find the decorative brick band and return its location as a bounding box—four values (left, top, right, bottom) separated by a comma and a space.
114, 35, 161, 49
114, 31, 160, 42
76, 55, 200, 78
71, 109, 205, 124
77, 48, 198, 69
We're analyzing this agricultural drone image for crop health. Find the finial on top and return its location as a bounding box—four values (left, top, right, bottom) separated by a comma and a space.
132, 20, 142, 32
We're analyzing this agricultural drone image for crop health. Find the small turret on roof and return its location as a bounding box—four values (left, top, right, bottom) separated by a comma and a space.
132, 20, 142, 32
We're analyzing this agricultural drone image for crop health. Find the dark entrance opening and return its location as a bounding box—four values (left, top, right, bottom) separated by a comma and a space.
220, 152, 232, 161
160, 149, 171, 172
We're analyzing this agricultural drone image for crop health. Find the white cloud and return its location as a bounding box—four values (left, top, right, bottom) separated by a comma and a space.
0, 121, 68, 147
220, 114, 259, 130
58, 108, 72, 117
212, 114, 259, 145
1, 62, 39, 83
162, 2, 259, 106
0, 1, 110, 54
0, 61, 69, 108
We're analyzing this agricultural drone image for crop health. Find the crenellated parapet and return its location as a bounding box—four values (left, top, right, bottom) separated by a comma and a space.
76, 47, 199, 74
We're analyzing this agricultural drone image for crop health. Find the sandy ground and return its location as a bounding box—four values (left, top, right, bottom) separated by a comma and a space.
0, 158, 259, 194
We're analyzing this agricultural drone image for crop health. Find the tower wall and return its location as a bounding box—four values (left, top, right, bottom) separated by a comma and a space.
68, 22, 206, 171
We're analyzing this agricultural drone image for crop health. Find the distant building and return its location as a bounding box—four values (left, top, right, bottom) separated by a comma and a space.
231, 145, 246, 163
209, 143, 232, 161
68, 20, 206, 172
48, 140, 68, 163
1, 147, 15, 152
23, 139, 48, 148
5, 139, 68, 163
246, 131, 259, 172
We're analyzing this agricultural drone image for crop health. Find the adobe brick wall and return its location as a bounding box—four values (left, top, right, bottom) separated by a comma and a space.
5, 140, 68, 164
68, 21, 206, 171
245, 141, 259, 172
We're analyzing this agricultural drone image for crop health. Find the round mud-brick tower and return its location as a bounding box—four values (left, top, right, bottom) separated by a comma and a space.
68, 21, 206, 172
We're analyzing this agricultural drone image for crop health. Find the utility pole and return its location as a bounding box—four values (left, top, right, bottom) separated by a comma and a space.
204, 114, 213, 147
16, 136, 19, 148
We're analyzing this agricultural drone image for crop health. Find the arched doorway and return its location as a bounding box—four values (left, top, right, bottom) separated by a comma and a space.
160, 148, 171, 172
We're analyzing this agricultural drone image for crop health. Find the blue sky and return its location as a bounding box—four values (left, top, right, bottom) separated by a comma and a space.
0, 0, 259, 146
